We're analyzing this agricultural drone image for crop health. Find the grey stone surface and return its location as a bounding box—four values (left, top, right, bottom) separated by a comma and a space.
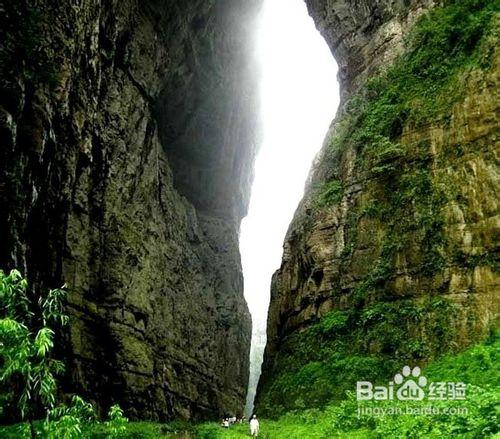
306, 0, 434, 93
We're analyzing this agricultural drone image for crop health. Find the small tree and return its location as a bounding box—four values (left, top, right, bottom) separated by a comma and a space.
0, 269, 68, 438
105, 404, 128, 438
43, 395, 95, 439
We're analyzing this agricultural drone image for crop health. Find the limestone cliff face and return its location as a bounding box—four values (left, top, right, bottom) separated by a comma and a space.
0, 0, 261, 420
306, 0, 434, 94
257, 0, 499, 411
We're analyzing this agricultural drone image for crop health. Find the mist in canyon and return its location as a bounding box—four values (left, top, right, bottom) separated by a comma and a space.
240, 0, 339, 415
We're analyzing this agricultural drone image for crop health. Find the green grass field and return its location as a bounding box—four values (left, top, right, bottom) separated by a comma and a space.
1, 333, 497, 438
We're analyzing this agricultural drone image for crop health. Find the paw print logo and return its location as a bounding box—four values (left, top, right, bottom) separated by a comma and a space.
395, 366, 427, 401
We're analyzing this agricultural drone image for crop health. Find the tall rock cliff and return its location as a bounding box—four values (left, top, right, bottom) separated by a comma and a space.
257, 0, 499, 413
0, 0, 261, 420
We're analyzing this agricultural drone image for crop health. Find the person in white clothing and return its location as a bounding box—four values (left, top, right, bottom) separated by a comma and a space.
250, 414, 260, 437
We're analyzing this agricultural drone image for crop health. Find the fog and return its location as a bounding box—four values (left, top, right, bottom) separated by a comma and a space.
240, 0, 339, 415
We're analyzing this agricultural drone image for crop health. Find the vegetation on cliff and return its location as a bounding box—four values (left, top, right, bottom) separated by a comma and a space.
257, 298, 459, 414
202, 335, 498, 438
259, 0, 499, 417
327, 0, 498, 158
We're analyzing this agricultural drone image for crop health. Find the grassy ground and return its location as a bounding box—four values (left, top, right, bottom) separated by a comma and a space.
195, 420, 372, 438
1, 333, 497, 438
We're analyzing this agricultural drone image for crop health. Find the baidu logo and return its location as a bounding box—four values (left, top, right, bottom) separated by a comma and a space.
395, 366, 427, 400
356, 365, 466, 402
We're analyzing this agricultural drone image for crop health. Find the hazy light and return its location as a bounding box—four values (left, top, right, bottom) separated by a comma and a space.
241, 0, 339, 414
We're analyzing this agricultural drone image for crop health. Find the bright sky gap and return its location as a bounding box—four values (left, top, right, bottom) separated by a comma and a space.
241, 0, 340, 415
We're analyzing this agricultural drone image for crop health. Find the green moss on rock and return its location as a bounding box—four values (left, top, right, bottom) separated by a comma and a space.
259, 0, 499, 417
258, 296, 459, 416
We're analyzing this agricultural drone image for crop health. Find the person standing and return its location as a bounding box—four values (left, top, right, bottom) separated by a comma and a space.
250, 414, 260, 437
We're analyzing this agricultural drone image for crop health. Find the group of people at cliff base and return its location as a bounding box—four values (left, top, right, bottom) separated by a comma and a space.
221, 414, 260, 437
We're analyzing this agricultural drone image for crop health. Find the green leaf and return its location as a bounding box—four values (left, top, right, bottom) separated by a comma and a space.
34, 328, 54, 358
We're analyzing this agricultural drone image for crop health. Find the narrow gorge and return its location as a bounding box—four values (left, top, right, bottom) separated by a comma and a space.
0, 0, 498, 432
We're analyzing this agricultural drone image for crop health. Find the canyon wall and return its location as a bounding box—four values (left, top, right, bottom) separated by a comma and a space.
0, 0, 261, 420
257, 0, 499, 413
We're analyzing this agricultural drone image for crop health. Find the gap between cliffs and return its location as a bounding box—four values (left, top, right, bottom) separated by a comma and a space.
240, 0, 339, 416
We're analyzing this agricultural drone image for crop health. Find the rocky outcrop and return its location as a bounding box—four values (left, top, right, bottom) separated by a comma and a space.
0, 0, 261, 420
257, 0, 499, 412
306, 0, 433, 93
